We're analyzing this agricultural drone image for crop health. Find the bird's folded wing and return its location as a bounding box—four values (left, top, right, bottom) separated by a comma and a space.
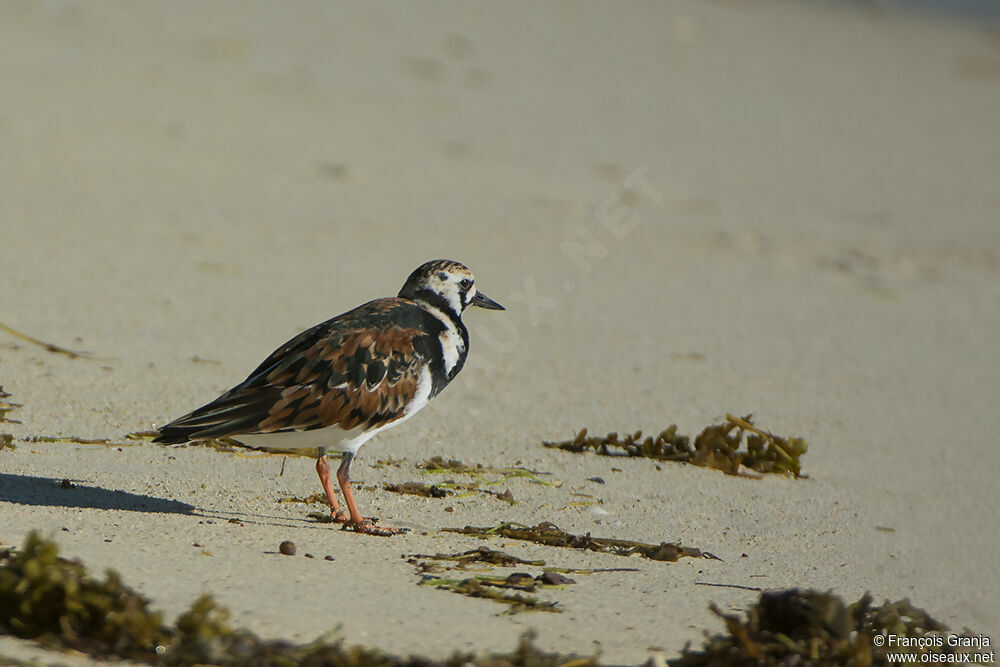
157, 301, 430, 441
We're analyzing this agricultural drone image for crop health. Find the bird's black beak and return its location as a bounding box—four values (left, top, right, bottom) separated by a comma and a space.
470, 291, 504, 310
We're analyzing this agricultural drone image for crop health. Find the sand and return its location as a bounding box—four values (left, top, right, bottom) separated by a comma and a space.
1, 1, 998, 663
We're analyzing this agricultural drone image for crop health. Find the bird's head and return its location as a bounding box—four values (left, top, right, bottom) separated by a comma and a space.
399, 259, 504, 317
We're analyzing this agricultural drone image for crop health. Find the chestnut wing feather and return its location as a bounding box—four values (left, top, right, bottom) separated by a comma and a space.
155, 298, 435, 443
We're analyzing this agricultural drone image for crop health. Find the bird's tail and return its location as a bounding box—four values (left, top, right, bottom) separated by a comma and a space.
152, 426, 198, 445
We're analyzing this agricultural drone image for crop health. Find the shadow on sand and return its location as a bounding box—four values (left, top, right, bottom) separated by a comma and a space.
0, 473, 195, 514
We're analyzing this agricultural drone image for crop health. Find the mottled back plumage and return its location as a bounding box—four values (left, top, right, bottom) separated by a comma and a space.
155, 299, 445, 443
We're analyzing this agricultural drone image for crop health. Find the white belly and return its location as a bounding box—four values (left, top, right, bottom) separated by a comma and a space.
236, 425, 370, 453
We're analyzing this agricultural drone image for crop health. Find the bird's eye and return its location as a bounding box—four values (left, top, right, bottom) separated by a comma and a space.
459, 278, 473, 290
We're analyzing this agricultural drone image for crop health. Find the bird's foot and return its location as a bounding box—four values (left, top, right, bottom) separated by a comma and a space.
329, 511, 379, 525
344, 520, 408, 537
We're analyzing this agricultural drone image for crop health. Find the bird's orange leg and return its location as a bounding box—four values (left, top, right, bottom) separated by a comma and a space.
315, 448, 350, 523
337, 451, 407, 536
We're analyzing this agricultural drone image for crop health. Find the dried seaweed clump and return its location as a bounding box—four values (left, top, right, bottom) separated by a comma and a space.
671, 589, 971, 666
384, 481, 453, 498
0, 321, 89, 358
0, 531, 170, 659
407, 548, 569, 614
1, 532, 595, 666
1, 386, 20, 425
445, 522, 718, 562
544, 414, 807, 478
410, 547, 545, 569
419, 455, 558, 486
385, 480, 516, 503
416, 573, 564, 614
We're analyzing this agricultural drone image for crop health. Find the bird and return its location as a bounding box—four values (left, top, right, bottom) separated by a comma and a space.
154, 259, 504, 536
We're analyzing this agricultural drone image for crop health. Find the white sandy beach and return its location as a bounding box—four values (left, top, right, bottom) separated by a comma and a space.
1, 1, 998, 663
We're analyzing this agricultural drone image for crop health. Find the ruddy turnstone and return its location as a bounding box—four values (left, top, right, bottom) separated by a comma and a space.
154, 259, 503, 536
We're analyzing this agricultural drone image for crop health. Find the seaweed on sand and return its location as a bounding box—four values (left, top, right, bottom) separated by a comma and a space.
414, 574, 564, 614
1, 388, 19, 451
1, 386, 20, 425
670, 588, 974, 666
277, 493, 328, 505
444, 522, 719, 563
408, 547, 545, 569
385, 480, 516, 503
125, 430, 161, 440
419, 456, 559, 486
406, 548, 572, 614
384, 481, 454, 498
24, 435, 112, 445
0, 321, 90, 358
544, 414, 807, 478
1, 531, 596, 665
406, 546, 641, 614
375, 456, 555, 504
0, 531, 170, 659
